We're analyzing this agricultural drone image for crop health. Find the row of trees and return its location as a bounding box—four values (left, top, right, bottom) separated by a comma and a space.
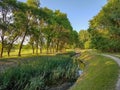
78, 0, 120, 52
85, 0, 120, 52
0, 0, 79, 57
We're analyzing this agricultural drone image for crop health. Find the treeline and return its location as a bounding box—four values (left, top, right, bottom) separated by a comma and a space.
78, 30, 91, 49
79, 0, 120, 52
0, 0, 79, 57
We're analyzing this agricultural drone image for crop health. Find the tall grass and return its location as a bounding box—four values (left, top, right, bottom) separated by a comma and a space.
0, 52, 78, 90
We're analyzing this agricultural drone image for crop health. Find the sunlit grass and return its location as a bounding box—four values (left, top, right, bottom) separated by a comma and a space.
1, 49, 74, 59
101, 52, 120, 59
2, 49, 46, 57
70, 51, 119, 90
110, 53, 120, 58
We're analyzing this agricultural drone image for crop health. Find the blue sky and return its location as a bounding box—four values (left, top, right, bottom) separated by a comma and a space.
18, 0, 107, 32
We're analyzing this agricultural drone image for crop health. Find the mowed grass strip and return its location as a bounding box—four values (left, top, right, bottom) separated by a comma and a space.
70, 51, 119, 90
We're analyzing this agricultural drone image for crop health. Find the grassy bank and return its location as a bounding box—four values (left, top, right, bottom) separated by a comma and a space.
0, 52, 78, 90
70, 51, 119, 90
110, 53, 120, 58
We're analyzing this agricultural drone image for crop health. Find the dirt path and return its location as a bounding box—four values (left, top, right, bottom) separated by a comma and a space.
102, 54, 120, 90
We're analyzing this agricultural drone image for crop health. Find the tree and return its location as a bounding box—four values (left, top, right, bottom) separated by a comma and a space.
79, 30, 90, 49
18, 0, 41, 56
17, 2, 30, 56
70, 30, 79, 48
0, 0, 17, 57
28, 8, 47, 55
0, 0, 76, 57
27, 0, 40, 8
6, 22, 21, 56
89, 0, 120, 52
53, 10, 73, 52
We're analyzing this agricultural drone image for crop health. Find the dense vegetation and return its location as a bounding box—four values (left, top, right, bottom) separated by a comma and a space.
88, 0, 120, 52
1, 0, 119, 56
77, 0, 120, 53
0, 0, 79, 58
78, 30, 91, 49
0, 52, 79, 90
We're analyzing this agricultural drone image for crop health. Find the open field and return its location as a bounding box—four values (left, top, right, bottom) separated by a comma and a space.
2, 49, 52, 58
1, 49, 75, 58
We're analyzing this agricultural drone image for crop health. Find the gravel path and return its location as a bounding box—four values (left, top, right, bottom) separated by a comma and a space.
102, 54, 120, 90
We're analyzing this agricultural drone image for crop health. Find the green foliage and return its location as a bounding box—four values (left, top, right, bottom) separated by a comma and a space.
0, 54, 78, 90
0, 0, 78, 57
22, 44, 31, 49
89, 0, 120, 52
84, 41, 91, 49
27, 0, 40, 8
0, 0, 18, 57
70, 30, 79, 48
54, 10, 73, 31
79, 30, 91, 49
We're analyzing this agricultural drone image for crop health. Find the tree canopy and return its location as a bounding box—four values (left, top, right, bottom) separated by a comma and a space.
89, 0, 120, 52
0, 0, 79, 57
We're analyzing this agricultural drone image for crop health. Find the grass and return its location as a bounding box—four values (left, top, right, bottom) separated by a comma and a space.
1, 49, 75, 58
2, 49, 49, 58
0, 51, 78, 90
110, 53, 120, 58
70, 50, 119, 90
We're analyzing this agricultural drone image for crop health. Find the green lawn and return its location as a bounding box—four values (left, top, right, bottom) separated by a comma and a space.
1, 49, 74, 58
70, 51, 119, 90
99, 52, 120, 59
111, 53, 120, 58
2, 49, 47, 58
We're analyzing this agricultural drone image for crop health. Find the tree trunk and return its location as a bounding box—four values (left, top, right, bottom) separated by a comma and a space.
46, 46, 49, 54
7, 35, 19, 56
7, 44, 13, 57
56, 41, 59, 53
46, 41, 49, 54
0, 36, 4, 58
40, 46, 42, 54
52, 42, 55, 53
18, 31, 27, 56
31, 43, 35, 54
49, 45, 52, 54
36, 42, 38, 55
53, 48, 54, 53
7, 38, 18, 57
